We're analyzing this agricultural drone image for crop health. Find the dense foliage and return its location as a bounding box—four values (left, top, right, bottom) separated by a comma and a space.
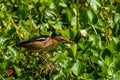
0, 0, 120, 79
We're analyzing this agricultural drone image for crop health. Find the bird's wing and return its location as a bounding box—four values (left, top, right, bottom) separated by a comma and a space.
35, 36, 48, 41
18, 35, 49, 46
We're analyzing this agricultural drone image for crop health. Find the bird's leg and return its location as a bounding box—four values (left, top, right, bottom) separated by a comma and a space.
39, 52, 51, 63
30, 52, 47, 64
31, 51, 51, 63
44, 53, 51, 62
38, 53, 47, 63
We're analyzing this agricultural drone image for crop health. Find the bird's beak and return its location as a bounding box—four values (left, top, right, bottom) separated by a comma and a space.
55, 36, 76, 44
61, 38, 76, 44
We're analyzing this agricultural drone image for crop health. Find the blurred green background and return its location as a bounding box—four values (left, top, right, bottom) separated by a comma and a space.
0, 0, 120, 79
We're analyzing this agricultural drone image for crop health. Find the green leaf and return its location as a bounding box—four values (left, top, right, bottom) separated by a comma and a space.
87, 10, 94, 23
91, 49, 99, 57
72, 60, 84, 76
67, 9, 74, 22
14, 65, 21, 77
0, 75, 5, 80
2, 61, 8, 69
70, 27, 77, 39
114, 13, 120, 24
107, 62, 116, 76
87, 9, 97, 24
89, 35, 103, 49
0, 12, 5, 19
117, 41, 120, 52
114, 70, 120, 80
51, 53, 60, 61
61, 29, 70, 39
78, 42, 85, 50
107, 38, 118, 53
59, 2, 67, 8
90, 0, 101, 14
7, 46, 18, 57
79, 8, 88, 23
104, 56, 112, 66
98, 60, 108, 74
71, 44, 77, 58
101, 48, 111, 60
49, 2, 57, 10
116, 3, 120, 13
29, 76, 34, 80
115, 60, 120, 70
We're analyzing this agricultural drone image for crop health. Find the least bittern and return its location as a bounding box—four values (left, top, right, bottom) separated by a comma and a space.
18, 35, 76, 52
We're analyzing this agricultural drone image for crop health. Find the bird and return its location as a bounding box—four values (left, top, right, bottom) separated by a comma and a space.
18, 35, 76, 52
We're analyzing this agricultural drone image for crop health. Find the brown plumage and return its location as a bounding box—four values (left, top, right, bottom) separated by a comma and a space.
18, 35, 76, 52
